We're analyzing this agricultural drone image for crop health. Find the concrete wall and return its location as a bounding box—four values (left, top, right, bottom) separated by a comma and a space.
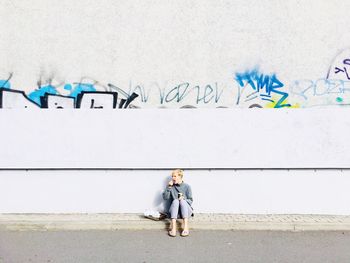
0, 109, 349, 214
1, 109, 349, 169
1, 0, 350, 109
1, 1, 350, 215
1, 169, 349, 215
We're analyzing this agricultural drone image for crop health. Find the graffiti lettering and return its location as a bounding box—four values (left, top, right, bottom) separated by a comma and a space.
327, 48, 350, 81
0, 88, 137, 109
108, 82, 141, 106
41, 94, 75, 109
0, 76, 140, 109
290, 79, 349, 99
0, 89, 40, 109
159, 82, 224, 105
289, 78, 350, 107
235, 69, 291, 108
5, 59, 350, 109
76, 91, 118, 109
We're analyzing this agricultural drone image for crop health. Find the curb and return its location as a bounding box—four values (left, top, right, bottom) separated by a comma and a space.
1, 214, 350, 231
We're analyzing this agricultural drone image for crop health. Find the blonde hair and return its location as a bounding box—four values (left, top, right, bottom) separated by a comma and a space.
172, 169, 184, 178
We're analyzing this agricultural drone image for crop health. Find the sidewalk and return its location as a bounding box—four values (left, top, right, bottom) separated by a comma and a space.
1, 214, 350, 231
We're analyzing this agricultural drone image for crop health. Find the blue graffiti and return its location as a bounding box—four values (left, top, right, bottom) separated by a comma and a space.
69, 83, 96, 99
0, 78, 142, 109
64, 84, 73, 91
290, 78, 350, 100
11, 82, 97, 107
0, 79, 11, 89
28, 85, 58, 106
235, 68, 291, 108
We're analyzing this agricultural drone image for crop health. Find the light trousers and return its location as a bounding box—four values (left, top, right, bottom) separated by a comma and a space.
169, 199, 193, 219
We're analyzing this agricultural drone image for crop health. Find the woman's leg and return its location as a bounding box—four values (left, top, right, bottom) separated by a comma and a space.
169, 199, 180, 235
169, 199, 180, 219
179, 200, 193, 233
170, 218, 177, 236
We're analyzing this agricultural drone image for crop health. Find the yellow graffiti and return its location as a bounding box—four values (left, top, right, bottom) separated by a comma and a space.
264, 97, 300, 108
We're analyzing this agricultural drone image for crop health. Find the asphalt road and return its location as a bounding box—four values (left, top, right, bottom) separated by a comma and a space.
1, 230, 350, 263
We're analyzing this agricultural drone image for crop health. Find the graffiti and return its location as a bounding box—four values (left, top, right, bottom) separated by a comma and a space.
108, 83, 141, 108
0, 75, 140, 109
235, 68, 291, 108
29, 84, 59, 106
0, 73, 13, 89
0, 87, 139, 109
281, 48, 350, 107
108, 81, 226, 105
327, 48, 350, 81
0, 77, 232, 109
289, 78, 350, 107
159, 82, 224, 105
0, 89, 40, 109
76, 91, 118, 109
41, 94, 75, 109
1, 73, 348, 108
334, 60, 350, 80
4, 49, 350, 109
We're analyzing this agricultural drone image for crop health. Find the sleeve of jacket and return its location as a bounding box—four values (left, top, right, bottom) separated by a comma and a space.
162, 187, 172, 200
185, 184, 193, 206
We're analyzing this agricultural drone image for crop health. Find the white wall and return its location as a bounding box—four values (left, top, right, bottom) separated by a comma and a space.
1, 169, 349, 215
1, 1, 350, 215
1, 0, 350, 108
0, 109, 348, 215
0, 109, 350, 169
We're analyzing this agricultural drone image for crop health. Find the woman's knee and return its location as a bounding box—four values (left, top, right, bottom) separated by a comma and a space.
180, 200, 192, 216
179, 199, 187, 207
171, 199, 180, 205
179, 200, 189, 211
170, 199, 179, 210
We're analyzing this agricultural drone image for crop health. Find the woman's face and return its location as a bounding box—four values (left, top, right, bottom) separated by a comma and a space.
171, 172, 182, 184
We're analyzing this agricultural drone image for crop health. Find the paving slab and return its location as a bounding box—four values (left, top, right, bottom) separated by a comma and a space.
1, 214, 350, 231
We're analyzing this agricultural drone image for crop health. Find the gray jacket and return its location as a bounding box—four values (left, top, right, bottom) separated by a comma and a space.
162, 182, 193, 207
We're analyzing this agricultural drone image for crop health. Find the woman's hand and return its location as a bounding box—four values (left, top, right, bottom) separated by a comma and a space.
168, 180, 174, 187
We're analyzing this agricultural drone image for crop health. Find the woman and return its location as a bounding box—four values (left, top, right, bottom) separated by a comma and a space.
162, 169, 193, 237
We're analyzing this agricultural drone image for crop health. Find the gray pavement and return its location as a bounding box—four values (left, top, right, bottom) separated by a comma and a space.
1, 230, 350, 263
2, 214, 350, 231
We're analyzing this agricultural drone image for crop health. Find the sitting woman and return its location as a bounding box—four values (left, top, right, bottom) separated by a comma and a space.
162, 169, 193, 237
